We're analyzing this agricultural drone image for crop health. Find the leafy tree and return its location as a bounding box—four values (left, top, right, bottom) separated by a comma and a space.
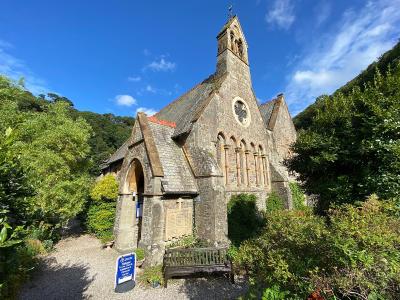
90, 174, 119, 202
287, 64, 400, 212
0, 128, 32, 221
70, 111, 134, 175
0, 76, 93, 227
235, 196, 400, 299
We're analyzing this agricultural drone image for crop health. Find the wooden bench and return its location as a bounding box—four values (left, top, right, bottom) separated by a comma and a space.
163, 247, 234, 288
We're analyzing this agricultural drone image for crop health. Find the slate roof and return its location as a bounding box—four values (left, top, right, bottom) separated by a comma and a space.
148, 121, 198, 194
154, 73, 224, 138
259, 98, 277, 128
101, 73, 225, 171
101, 139, 130, 168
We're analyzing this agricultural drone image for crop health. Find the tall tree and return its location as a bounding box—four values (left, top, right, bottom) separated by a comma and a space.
287, 65, 400, 212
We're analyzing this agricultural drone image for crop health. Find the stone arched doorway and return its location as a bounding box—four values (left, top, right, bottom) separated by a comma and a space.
126, 159, 145, 246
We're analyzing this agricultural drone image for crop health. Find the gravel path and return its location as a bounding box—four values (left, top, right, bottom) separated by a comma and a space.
19, 234, 247, 300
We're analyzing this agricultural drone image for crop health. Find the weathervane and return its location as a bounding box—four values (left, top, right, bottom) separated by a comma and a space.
228, 4, 233, 19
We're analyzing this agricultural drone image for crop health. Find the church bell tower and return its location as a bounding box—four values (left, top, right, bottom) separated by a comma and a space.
216, 15, 249, 76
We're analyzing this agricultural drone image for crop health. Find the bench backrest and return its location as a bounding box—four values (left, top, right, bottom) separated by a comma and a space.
164, 247, 229, 267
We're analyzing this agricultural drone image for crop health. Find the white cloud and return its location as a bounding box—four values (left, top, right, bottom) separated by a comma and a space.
266, 0, 295, 30
315, 1, 331, 26
115, 94, 137, 107
136, 107, 157, 116
145, 84, 156, 93
128, 76, 141, 82
0, 39, 48, 94
285, 0, 400, 114
145, 58, 176, 72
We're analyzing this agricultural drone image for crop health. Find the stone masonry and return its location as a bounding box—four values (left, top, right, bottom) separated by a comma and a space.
101, 15, 297, 265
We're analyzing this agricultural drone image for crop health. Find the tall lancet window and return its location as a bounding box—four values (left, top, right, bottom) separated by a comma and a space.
237, 39, 243, 59
258, 145, 265, 186
240, 140, 248, 186
229, 136, 238, 186
250, 142, 257, 186
216, 133, 227, 185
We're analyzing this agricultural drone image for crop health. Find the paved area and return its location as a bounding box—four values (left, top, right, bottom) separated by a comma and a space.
19, 234, 247, 300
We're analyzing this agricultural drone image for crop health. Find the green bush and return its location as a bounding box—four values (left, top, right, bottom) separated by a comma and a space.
166, 234, 209, 249
90, 174, 119, 202
0, 214, 37, 299
228, 194, 265, 247
234, 196, 400, 299
139, 265, 164, 286
265, 192, 285, 212
86, 202, 116, 243
289, 182, 307, 210
86, 175, 118, 243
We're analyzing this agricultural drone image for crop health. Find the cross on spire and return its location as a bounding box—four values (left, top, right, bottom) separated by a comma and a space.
228, 4, 233, 19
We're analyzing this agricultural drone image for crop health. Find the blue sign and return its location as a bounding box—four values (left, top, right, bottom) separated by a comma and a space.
115, 253, 136, 288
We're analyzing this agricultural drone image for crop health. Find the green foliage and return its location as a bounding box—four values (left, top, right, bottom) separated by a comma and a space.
234, 196, 400, 299
0, 76, 94, 298
0, 212, 37, 299
261, 285, 290, 300
86, 175, 118, 243
166, 234, 209, 249
0, 128, 32, 222
71, 111, 134, 176
287, 63, 400, 213
90, 174, 119, 202
86, 202, 116, 243
139, 265, 164, 286
265, 192, 285, 212
289, 182, 307, 210
134, 248, 145, 261
228, 194, 265, 246
336, 41, 400, 96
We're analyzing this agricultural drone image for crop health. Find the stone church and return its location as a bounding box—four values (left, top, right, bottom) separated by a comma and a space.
101, 16, 297, 264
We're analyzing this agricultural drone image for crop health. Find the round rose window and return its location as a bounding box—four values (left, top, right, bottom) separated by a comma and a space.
232, 97, 251, 127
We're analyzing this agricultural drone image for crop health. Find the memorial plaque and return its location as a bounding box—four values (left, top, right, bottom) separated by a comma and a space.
165, 200, 193, 240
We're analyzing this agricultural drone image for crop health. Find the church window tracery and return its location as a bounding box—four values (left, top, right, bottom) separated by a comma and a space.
232, 97, 251, 127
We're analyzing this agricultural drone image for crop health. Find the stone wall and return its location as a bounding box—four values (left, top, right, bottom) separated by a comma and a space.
272, 98, 297, 161
194, 176, 228, 246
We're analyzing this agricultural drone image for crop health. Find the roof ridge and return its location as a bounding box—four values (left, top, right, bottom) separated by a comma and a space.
260, 97, 278, 107
148, 116, 176, 128
154, 74, 215, 118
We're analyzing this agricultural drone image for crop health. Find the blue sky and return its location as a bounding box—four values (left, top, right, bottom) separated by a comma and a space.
1, 0, 399, 117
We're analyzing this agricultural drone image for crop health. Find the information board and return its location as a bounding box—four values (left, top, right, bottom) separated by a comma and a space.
115, 252, 136, 292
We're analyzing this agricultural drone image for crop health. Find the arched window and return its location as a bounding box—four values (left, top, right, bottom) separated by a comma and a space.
229, 136, 238, 186
237, 39, 243, 58
240, 140, 249, 186
258, 145, 265, 186
230, 31, 236, 52
217, 132, 227, 185
250, 142, 257, 186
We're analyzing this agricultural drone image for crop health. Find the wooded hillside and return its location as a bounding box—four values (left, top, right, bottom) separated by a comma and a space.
14, 89, 134, 175
294, 41, 400, 130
